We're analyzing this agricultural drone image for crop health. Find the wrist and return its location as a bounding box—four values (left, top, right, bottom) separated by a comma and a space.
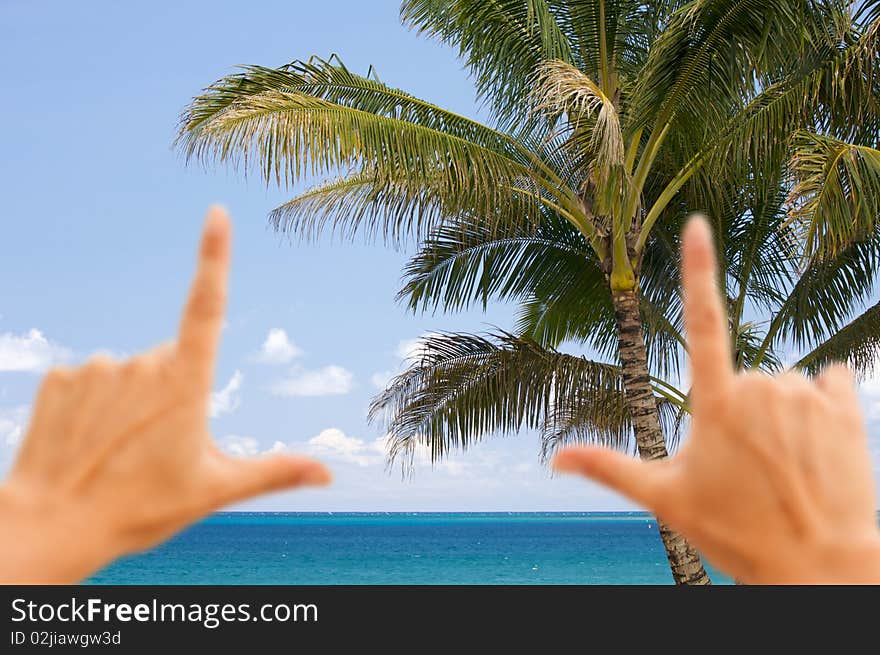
0, 482, 115, 584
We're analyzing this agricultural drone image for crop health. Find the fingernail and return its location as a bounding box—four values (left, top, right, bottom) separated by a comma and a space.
205, 205, 230, 235
684, 213, 711, 238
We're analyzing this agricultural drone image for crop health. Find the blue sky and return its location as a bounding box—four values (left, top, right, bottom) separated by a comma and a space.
0, 0, 878, 511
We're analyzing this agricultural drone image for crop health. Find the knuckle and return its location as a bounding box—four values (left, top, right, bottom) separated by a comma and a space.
777, 371, 825, 415
188, 286, 226, 319
201, 232, 226, 260
83, 354, 117, 380
155, 348, 189, 391
119, 358, 140, 380
687, 304, 720, 334
736, 370, 775, 399
121, 351, 153, 379
792, 375, 821, 405
42, 366, 73, 390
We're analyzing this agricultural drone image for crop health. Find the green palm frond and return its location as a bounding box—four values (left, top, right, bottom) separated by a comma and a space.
557, 0, 686, 83
629, 2, 880, 253
268, 172, 425, 241
178, 56, 585, 243
787, 131, 880, 261
721, 170, 795, 320
630, 0, 834, 136
513, 292, 616, 351
398, 211, 598, 314
179, 56, 518, 154
400, 0, 577, 129
267, 168, 554, 243
368, 331, 680, 472
635, 21, 878, 252
183, 90, 563, 241
756, 228, 880, 357
794, 300, 880, 378
816, 10, 880, 142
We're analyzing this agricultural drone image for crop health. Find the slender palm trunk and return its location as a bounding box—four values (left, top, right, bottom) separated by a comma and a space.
612, 288, 711, 585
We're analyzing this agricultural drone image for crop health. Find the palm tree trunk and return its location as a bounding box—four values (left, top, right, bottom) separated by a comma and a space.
612, 288, 711, 585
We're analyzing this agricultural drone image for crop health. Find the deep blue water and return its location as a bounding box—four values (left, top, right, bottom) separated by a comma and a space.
88, 512, 731, 585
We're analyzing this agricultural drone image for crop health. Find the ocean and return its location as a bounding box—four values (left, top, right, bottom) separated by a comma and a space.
88, 512, 731, 585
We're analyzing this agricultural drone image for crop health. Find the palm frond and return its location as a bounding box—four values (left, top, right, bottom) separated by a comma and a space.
721, 168, 796, 322
368, 331, 678, 472
636, 16, 879, 252
761, 227, 880, 353
554, 0, 686, 84
268, 168, 556, 243
533, 59, 625, 168
398, 210, 599, 314
630, 0, 838, 137
735, 321, 783, 372
400, 0, 577, 129
794, 300, 880, 378
787, 131, 880, 261
182, 89, 567, 242
177, 55, 585, 243
179, 56, 519, 155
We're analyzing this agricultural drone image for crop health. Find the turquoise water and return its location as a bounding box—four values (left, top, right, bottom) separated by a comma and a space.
88, 512, 731, 585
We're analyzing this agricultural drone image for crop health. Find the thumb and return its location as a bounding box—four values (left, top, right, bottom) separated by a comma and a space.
552, 446, 670, 512
213, 454, 332, 507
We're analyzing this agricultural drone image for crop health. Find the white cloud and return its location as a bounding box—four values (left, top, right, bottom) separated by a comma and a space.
224, 428, 389, 467
370, 370, 395, 390
0, 329, 70, 372
513, 461, 533, 474
301, 428, 386, 467
266, 440, 288, 454
219, 434, 260, 457
272, 365, 354, 397
255, 328, 301, 364
216, 427, 509, 485
210, 370, 243, 418
436, 460, 467, 476
0, 405, 28, 447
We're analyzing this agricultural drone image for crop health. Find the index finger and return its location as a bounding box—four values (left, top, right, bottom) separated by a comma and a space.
178, 206, 231, 384
681, 215, 733, 410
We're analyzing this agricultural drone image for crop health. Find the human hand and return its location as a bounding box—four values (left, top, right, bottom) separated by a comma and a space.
0, 206, 331, 584
553, 216, 880, 584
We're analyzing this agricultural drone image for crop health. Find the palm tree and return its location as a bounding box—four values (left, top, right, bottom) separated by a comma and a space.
370, 204, 698, 465
177, 1, 879, 584
368, 161, 880, 585
369, 156, 880, 490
